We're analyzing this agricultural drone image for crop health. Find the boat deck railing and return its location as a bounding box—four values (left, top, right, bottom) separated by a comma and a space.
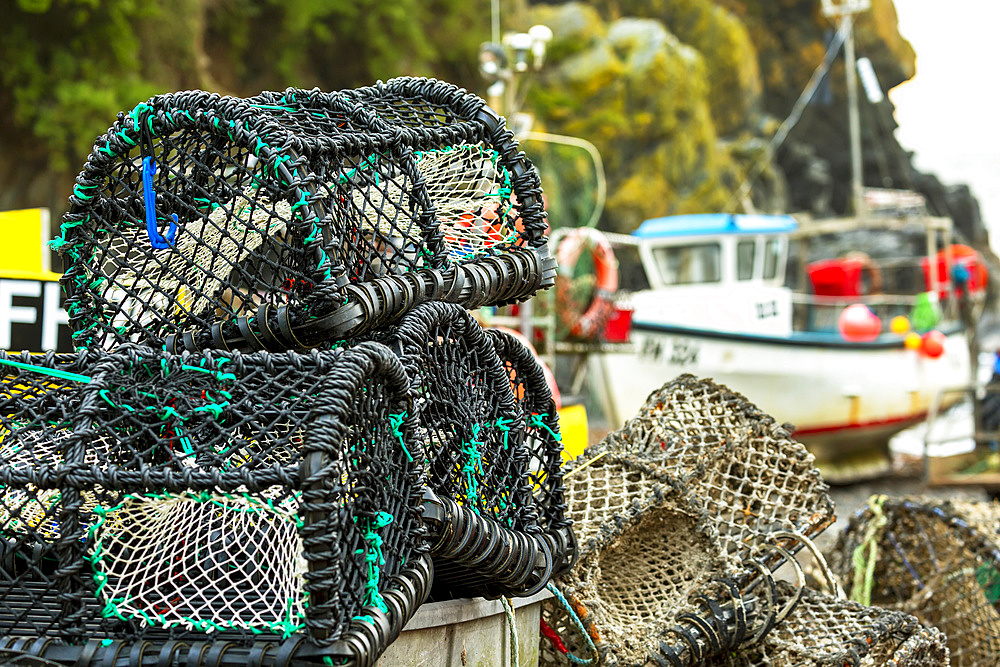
790, 292, 949, 335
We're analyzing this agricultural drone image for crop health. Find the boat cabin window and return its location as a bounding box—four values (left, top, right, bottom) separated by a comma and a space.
737, 240, 756, 280
652, 243, 721, 285
614, 243, 651, 292
762, 237, 781, 280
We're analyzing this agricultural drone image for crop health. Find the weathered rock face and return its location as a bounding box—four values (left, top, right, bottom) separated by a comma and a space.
518, 0, 989, 253
593, 0, 763, 136
524, 2, 764, 233
1, 0, 989, 262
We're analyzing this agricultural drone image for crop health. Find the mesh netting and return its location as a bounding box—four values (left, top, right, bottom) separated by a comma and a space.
541, 375, 837, 666
89, 490, 306, 636
0, 426, 110, 540
485, 327, 574, 574
376, 302, 572, 599
56, 77, 553, 353
0, 344, 429, 662
828, 496, 1000, 666
708, 583, 949, 666
0, 351, 104, 639
590, 373, 835, 566
385, 303, 529, 527
540, 452, 736, 666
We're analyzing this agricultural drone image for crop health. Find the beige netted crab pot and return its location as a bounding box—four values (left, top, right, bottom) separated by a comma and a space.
709, 583, 949, 666
828, 496, 1000, 666
540, 452, 758, 666
540, 375, 837, 666
590, 374, 836, 567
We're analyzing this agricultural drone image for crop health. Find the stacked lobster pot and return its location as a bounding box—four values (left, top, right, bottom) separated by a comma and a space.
538, 376, 950, 667
828, 496, 1000, 667
0, 77, 573, 667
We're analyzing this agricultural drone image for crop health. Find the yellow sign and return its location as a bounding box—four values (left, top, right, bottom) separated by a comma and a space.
0, 209, 70, 351
0, 208, 54, 276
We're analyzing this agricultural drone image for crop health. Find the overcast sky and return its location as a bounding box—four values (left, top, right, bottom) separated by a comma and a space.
889, 0, 1000, 249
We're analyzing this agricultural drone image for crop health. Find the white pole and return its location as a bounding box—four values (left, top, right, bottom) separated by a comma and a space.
843, 13, 866, 218
491, 0, 500, 46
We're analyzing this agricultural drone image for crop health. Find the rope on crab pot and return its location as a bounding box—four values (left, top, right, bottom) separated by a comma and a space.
57, 79, 553, 353
0, 343, 431, 667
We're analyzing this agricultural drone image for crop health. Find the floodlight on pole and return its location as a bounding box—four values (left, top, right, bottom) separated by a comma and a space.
529, 25, 553, 68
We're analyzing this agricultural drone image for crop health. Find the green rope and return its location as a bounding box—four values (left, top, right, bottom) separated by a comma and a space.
494, 417, 512, 450
851, 494, 888, 606
0, 357, 91, 384
98, 389, 133, 411
72, 182, 97, 201
528, 413, 562, 443
180, 363, 236, 384
249, 103, 297, 113
501, 597, 519, 667
355, 511, 393, 614
459, 424, 484, 513
387, 412, 413, 462
976, 563, 1000, 606
129, 102, 155, 132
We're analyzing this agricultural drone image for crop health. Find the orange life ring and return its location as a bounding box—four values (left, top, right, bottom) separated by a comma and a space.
555, 228, 619, 340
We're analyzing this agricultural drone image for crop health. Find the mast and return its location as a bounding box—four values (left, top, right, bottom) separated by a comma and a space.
823, 0, 870, 218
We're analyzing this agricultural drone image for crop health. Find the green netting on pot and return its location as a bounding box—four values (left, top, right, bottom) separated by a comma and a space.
540, 452, 795, 667
373, 302, 555, 599
485, 327, 574, 577
0, 344, 430, 667
382, 304, 529, 525
827, 496, 1000, 667
707, 583, 949, 667
588, 373, 835, 568
56, 77, 552, 353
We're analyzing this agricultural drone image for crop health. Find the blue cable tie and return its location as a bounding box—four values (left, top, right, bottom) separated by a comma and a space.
142, 155, 178, 249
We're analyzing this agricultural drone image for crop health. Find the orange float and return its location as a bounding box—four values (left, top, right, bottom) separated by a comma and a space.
921, 330, 946, 359
838, 303, 882, 342
922, 244, 988, 298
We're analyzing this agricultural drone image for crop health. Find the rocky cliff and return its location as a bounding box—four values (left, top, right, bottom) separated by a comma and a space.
516, 0, 988, 250
0, 0, 989, 256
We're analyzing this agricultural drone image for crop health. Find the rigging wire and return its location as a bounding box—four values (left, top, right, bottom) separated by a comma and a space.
862, 100, 894, 187
518, 131, 607, 229
727, 18, 852, 211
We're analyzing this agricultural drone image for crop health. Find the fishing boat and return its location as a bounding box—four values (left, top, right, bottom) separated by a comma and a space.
578, 208, 985, 461
539, 0, 992, 468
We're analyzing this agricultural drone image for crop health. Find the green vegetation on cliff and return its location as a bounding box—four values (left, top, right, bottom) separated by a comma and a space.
0, 0, 484, 210
1, 0, 934, 236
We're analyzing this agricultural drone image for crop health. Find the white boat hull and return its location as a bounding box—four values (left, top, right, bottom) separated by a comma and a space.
593, 323, 972, 454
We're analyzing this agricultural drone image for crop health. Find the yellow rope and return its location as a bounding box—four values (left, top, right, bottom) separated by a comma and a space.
564, 450, 609, 479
